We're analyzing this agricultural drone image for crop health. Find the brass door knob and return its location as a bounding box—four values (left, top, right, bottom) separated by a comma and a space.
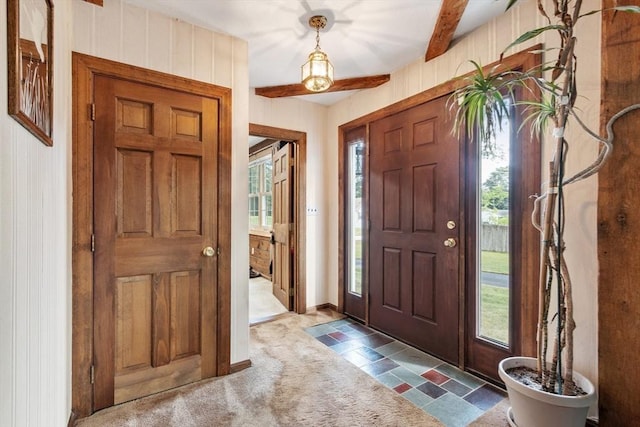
443, 238, 457, 248
202, 246, 215, 257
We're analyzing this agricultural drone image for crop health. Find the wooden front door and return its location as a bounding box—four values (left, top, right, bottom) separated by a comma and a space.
369, 95, 460, 364
272, 142, 293, 309
93, 75, 220, 409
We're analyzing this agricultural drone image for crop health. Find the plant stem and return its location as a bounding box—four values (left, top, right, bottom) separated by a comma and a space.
537, 163, 556, 379
535, 0, 579, 387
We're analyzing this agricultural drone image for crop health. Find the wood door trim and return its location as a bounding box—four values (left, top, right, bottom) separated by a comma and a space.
339, 45, 543, 131
72, 52, 232, 418
249, 123, 307, 314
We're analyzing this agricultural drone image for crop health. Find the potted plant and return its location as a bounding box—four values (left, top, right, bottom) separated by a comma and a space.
450, 1, 640, 426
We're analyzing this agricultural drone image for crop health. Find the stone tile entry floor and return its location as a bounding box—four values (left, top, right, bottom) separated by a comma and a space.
305, 318, 506, 427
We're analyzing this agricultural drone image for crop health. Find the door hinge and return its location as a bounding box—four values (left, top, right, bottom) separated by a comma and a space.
90, 365, 95, 384
90, 103, 96, 121
216, 247, 221, 256
367, 218, 371, 231
91, 234, 95, 252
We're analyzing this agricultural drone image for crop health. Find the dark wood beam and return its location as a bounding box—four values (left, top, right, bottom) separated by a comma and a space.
425, 0, 469, 61
254, 74, 390, 98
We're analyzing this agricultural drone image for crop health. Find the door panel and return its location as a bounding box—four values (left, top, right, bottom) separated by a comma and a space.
412, 251, 436, 321
93, 75, 219, 410
369, 95, 460, 364
272, 142, 293, 309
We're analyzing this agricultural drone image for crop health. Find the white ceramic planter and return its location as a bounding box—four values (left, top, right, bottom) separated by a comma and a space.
499, 357, 596, 427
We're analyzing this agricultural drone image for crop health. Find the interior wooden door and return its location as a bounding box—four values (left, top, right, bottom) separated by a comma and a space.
272, 142, 293, 309
369, 95, 461, 364
92, 75, 219, 410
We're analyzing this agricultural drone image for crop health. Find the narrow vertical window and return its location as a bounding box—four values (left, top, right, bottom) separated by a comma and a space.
477, 100, 513, 346
348, 141, 364, 296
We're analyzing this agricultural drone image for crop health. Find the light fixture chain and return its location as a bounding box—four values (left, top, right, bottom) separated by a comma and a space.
315, 27, 321, 50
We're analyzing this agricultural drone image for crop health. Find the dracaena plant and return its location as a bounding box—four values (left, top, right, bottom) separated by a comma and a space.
450, 0, 640, 395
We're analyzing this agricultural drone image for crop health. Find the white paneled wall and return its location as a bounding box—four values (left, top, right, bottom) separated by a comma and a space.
2, 1, 249, 425
326, 0, 600, 415
0, 0, 73, 425
72, 0, 250, 365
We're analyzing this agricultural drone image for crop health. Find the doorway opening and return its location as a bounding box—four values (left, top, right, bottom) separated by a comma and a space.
248, 124, 307, 324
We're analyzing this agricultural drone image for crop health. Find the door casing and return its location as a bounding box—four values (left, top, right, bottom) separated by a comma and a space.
71, 52, 232, 418
249, 123, 307, 314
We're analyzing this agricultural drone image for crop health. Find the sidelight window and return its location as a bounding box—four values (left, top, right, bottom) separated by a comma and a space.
476, 99, 513, 346
347, 141, 365, 296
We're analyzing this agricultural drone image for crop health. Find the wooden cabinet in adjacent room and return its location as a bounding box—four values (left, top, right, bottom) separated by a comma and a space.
250, 233, 271, 278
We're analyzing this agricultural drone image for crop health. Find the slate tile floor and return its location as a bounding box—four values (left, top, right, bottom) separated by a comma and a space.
305, 318, 506, 427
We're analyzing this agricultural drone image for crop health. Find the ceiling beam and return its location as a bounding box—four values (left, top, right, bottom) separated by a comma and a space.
254, 74, 390, 98
425, 0, 469, 61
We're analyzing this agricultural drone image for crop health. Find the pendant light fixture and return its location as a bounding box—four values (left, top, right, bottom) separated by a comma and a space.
301, 15, 334, 92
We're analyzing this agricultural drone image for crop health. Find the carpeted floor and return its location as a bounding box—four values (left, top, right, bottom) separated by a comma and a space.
76, 310, 509, 426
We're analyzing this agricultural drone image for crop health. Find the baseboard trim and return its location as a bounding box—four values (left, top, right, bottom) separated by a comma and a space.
250, 311, 293, 326
68, 410, 78, 427
308, 303, 338, 312
230, 359, 252, 374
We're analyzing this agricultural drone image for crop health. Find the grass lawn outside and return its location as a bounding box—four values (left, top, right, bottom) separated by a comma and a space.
479, 251, 509, 343
481, 250, 509, 275
479, 283, 509, 344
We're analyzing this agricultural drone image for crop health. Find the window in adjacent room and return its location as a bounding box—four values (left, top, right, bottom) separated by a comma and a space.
248, 155, 272, 230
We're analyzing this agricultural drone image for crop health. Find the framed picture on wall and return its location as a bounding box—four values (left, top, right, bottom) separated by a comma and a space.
7, 0, 54, 146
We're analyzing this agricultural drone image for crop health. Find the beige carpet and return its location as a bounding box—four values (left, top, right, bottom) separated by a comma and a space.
76, 310, 509, 426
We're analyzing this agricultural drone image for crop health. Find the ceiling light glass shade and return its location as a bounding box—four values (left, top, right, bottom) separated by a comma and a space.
301, 49, 334, 92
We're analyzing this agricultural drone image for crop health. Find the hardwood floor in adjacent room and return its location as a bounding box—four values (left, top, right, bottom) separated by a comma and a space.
249, 276, 288, 324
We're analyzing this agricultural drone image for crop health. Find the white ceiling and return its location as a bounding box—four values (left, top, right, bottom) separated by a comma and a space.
123, 0, 511, 105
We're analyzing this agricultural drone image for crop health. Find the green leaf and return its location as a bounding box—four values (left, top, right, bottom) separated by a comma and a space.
613, 6, 640, 13
578, 9, 602, 19
517, 98, 556, 139
502, 25, 566, 55
505, 0, 520, 11
580, 6, 640, 19
448, 60, 527, 152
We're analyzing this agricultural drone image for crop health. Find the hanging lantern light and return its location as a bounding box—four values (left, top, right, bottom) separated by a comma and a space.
301, 15, 334, 92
